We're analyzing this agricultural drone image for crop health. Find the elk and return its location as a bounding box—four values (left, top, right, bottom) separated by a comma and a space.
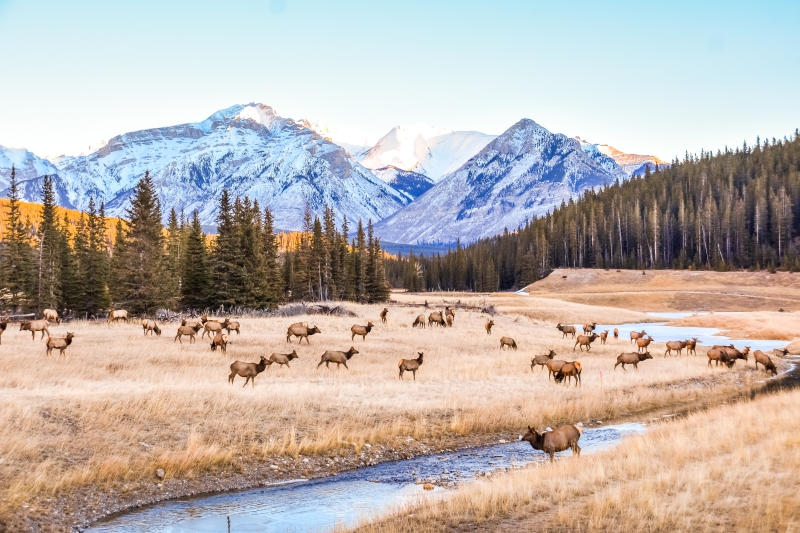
202, 318, 228, 339
228, 356, 268, 387
530, 350, 557, 372
20, 320, 50, 340
500, 336, 518, 350
685, 337, 698, 356
546, 359, 567, 381
316, 347, 359, 370
46, 332, 74, 356
753, 350, 778, 375
636, 335, 654, 354
142, 319, 161, 336
269, 350, 299, 369
428, 311, 446, 327
380, 308, 388, 324
174, 323, 202, 343
629, 330, 647, 343
445, 314, 453, 327
583, 322, 597, 334
412, 314, 426, 329
210, 333, 228, 354
445, 306, 456, 323
771, 348, 789, 358
0, 316, 7, 345
599, 330, 609, 345
554, 361, 582, 386
723, 346, 750, 367
521, 424, 583, 463
107, 310, 128, 323
574, 333, 599, 351
664, 340, 687, 356
398, 352, 424, 380
43, 308, 61, 324
225, 319, 241, 335
351, 321, 375, 341
485, 320, 494, 334
287, 324, 321, 344
613, 328, 619, 338
707, 347, 732, 367
556, 323, 577, 338
182, 318, 202, 328
615, 351, 653, 370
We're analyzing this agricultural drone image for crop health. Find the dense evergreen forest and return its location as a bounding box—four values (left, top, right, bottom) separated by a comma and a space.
386, 131, 800, 292
0, 169, 389, 316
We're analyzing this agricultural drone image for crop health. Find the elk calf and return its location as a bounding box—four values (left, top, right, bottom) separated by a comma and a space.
485, 320, 494, 334
685, 337, 698, 355
229, 357, 268, 387
46, 332, 74, 356
399, 352, 424, 380
613, 328, 619, 338
500, 336, 517, 350
599, 330, 609, 344
380, 308, 388, 324
351, 321, 375, 341
269, 350, 299, 369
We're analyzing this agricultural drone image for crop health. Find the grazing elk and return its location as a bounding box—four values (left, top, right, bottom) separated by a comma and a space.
412, 314, 426, 329
547, 359, 567, 381
554, 361, 582, 386
316, 347, 359, 370
574, 333, 599, 352
707, 347, 735, 367
485, 320, 494, 334
771, 348, 789, 358
228, 357, 268, 387
724, 346, 750, 367
380, 308, 388, 324
107, 310, 128, 323
43, 308, 61, 324
142, 319, 161, 336
613, 328, 619, 338
351, 321, 375, 341
753, 350, 778, 376
530, 350, 557, 372
685, 337, 698, 356
556, 323, 577, 339
174, 323, 202, 343
629, 330, 647, 343
500, 336, 518, 350
269, 350, 299, 369
210, 333, 228, 354
521, 424, 583, 463
225, 319, 241, 335
20, 320, 50, 340
428, 312, 446, 328
599, 330, 609, 345
664, 340, 687, 356
398, 352, 424, 380
46, 332, 74, 356
0, 316, 7, 345
615, 351, 653, 370
636, 336, 654, 354
286, 323, 321, 344
583, 322, 597, 334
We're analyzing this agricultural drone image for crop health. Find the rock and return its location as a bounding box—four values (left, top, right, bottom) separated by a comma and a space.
270, 465, 279, 470
498, 439, 506, 444
596, 421, 603, 425
364, 443, 372, 449
423, 483, 434, 491
155, 469, 165, 479
576, 422, 583, 427
302, 458, 309, 463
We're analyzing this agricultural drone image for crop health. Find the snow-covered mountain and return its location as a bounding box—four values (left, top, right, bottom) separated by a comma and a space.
370, 166, 435, 202
9, 104, 409, 230
359, 124, 496, 182
577, 137, 667, 176
0, 145, 59, 185
375, 119, 625, 245
303, 119, 375, 160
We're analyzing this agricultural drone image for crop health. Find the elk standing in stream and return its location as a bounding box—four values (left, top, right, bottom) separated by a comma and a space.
521, 424, 583, 463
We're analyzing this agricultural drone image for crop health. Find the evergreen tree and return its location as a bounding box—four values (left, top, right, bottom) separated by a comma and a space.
164, 207, 182, 309
354, 219, 366, 302
180, 211, 210, 309
1, 166, 35, 311
262, 206, 282, 308
36, 175, 62, 312
211, 190, 241, 308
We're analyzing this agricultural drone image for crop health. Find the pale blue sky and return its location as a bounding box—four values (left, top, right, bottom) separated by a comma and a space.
0, 0, 798, 160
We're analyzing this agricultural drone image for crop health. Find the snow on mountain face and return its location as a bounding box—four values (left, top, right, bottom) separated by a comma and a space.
304, 120, 375, 160
375, 119, 625, 245
360, 124, 496, 182
577, 137, 666, 176
370, 166, 435, 202
0, 145, 59, 185
18, 104, 408, 230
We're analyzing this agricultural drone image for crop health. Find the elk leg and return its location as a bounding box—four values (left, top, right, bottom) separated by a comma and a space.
575, 443, 581, 457
243, 377, 250, 388
412, 370, 416, 381
399, 369, 403, 380
343, 361, 349, 369
549, 452, 555, 463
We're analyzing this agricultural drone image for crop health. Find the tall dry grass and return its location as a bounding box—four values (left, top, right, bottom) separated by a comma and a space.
349, 388, 800, 533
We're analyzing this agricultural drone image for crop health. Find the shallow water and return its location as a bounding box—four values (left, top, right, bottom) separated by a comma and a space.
88, 424, 645, 533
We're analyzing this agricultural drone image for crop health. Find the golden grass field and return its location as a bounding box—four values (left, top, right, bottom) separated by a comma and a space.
0, 270, 796, 531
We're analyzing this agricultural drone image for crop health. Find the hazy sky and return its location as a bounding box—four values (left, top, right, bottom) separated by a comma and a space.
0, 0, 798, 160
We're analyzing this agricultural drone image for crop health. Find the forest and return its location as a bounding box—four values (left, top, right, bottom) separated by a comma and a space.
0, 170, 390, 316
385, 130, 800, 292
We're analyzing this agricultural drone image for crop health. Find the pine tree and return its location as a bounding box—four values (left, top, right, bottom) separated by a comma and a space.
36, 175, 62, 312
84, 198, 110, 315
71, 213, 90, 314
59, 213, 81, 314
164, 208, 182, 309
108, 218, 128, 305
211, 190, 241, 308
2, 166, 35, 311
180, 211, 210, 310
262, 206, 282, 308
354, 219, 366, 302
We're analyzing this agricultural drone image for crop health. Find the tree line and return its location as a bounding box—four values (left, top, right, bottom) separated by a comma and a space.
386, 130, 800, 291
0, 170, 390, 316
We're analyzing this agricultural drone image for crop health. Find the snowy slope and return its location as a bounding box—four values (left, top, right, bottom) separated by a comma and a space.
370, 166, 435, 202
303, 119, 375, 159
0, 145, 59, 186
577, 137, 666, 176
360, 124, 496, 182
375, 119, 624, 245
15, 104, 408, 230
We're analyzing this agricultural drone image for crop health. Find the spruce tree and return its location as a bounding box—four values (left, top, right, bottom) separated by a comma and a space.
164, 208, 182, 309
211, 190, 241, 308
84, 198, 110, 315
262, 206, 282, 308
354, 219, 366, 302
59, 213, 81, 313
180, 211, 210, 309
36, 175, 62, 312
2, 166, 35, 311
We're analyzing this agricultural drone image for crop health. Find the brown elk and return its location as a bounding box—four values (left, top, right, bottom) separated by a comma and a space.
583, 322, 597, 334
182, 318, 202, 328
351, 321, 375, 341
500, 336, 518, 350
615, 351, 653, 370
398, 352, 424, 380
202, 318, 229, 339
599, 330, 609, 345
46, 332, 74, 357
210, 333, 228, 354
664, 340, 687, 356
485, 320, 494, 334
107, 310, 128, 323
142, 319, 161, 336
707, 347, 736, 367
574, 333, 599, 351
412, 314, 426, 329
269, 350, 299, 369
445, 314, 453, 327
556, 323, 577, 338
546, 359, 567, 381
225, 319, 241, 335
554, 361, 582, 386
724, 346, 750, 367
685, 337, 698, 356
521, 424, 583, 463
380, 308, 388, 324
43, 308, 61, 324
286, 324, 321, 344
174, 323, 202, 343
613, 328, 619, 338
20, 320, 50, 340
0, 316, 7, 345
636, 336, 654, 354
428, 312, 446, 327
228, 357, 268, 387
753, 350, 777, 375
771, 348, 789, 358
629, 330, 647, 343
445, 306, 455, 323
530, 350, 557, 372
316, 347, 359, 370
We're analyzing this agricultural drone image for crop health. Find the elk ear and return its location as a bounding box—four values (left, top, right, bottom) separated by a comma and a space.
527, 425, 532, 432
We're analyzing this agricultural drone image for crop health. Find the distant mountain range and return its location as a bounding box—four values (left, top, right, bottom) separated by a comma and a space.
0, 103, 665, 243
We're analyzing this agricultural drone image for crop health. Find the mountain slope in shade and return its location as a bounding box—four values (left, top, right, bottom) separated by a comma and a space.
375, 119, 624, 245
15, 104, 408, 230
370, 166, 435, 202
0, 145, 59, 185
360, 124, 497, 182
577, 137, 667, 176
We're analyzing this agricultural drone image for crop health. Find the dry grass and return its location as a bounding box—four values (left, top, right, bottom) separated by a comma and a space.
667, 311, 799, 341
349, 388, 800, 533
0, 297, 758, 523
